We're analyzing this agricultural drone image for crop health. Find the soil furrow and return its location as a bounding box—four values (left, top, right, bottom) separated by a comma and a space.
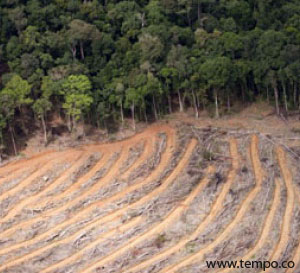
0, 129, 174, 270
161, 135, 264, 273
0, 150, 74, 210
261, 147, 295, 273
40, 216, 143, 273
122, 138, 239, 273
0, 148, 124, 256
0, 131, 173, 264
2, 216, 142, 273
218, 178, 281, 273
79, 139, 199, 273
0, 151, 60, 193
0, 150, 57, 177
121, 137, 153, 180
0, 150, 85, 226
286, 191, 300, 273
0, 149, 110, 240
39, 148, 111, 204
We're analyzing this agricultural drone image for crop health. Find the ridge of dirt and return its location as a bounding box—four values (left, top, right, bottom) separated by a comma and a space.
218, 178, 281, 273
161, 135, 264, 273
0, 151, 84, 225
79, 139, 199, 273
122, 138, 239, 273
0, 122, 299, 273
286, 189, 300, 273
261, 147, 295, 273
0, 125, 175, 271
121, 139, 152, 180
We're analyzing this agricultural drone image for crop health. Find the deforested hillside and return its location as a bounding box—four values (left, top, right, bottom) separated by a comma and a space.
0, 123, 299, 273
0, 0, 300, 155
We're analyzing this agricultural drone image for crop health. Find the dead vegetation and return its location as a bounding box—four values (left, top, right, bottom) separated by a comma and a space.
0, 122, 299, 273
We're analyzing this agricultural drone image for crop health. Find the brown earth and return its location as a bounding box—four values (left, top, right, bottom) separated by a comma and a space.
0, 110, 299, 273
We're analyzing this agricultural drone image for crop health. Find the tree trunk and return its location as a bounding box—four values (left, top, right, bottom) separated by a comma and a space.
282, 83, 288, 113
298, 86, 300, 111
191, 89, 199, 118
272, 81, 280, 116
290, 81, 297, 108
267, 85, 269, 104
177, 90, 184, 112
80, 41, 85, 60
197, 93, 205, 110
139, 106, 142, 122
195, 91, 200, 109
41, 115, 47, 145
67, 114, 72, 132
72, 115, 77, 132
19, 106, 28, 136
152, 94, 158, 120
214, 89, 219, 119
241, 85, 245, 103
70, 46, 77, 60
96, 116, 101, 129
227, 93, 231, 113
182, 91, 188, 108
131, 103, 135, 131
104, 120, 108, 137
144, 107, 148, 124
298, 84, 300, 120
168, 94, 172, 114
82, 116, 86, 137
120, 100, 124, 128
158, 104, 161, 117
293, 81, 297, 108
9, 125, 17, 156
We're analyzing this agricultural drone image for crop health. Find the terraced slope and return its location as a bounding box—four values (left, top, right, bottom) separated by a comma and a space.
0, 124, 299, 273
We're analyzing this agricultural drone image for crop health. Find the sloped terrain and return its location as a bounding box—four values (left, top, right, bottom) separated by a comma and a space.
0, 123, 299, 273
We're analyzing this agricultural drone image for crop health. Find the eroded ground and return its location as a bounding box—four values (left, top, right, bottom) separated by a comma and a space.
0, 122, 299, 273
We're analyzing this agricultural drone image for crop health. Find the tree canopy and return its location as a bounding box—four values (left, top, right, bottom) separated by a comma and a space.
0, 0, 300, 152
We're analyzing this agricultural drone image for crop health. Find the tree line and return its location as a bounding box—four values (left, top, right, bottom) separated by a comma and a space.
0, 0, 300, 154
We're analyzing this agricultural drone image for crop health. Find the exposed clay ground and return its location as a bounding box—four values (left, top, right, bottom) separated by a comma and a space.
0, 117, 299, 273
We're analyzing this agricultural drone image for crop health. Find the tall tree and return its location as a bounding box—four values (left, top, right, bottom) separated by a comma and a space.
0, 75, 32, 155
201, 57, 233, 118
61, 75, 93, 131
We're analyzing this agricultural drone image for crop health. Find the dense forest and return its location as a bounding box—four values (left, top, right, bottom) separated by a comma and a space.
0, 0, 300, 154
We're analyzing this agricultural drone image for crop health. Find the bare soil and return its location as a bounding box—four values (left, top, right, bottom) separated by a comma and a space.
0, 107, 299, 273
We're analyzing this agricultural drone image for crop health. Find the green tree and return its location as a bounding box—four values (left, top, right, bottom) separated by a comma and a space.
201, 57, 233, 118
7, 5, 27, 35
256, 30, 287, 115
0, 113, 6, 155
32, 76, 55, 144
0, 75, 32, 155
166, 45, 189, 112
61, 75, 93, 131
68, 19, 101, 60
125, 87, 139, 131
138, 33, 164, 63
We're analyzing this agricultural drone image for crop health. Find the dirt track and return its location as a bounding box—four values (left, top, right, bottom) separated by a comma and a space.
0, 123, 299, 273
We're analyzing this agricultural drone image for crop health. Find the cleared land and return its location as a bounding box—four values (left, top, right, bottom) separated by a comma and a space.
0, 123, 299, 273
